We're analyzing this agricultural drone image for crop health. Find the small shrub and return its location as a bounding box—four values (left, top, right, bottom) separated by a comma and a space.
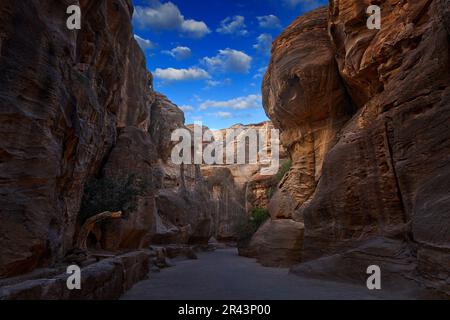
250, 207, 270, 227
234, 207, 270, 246
275, 159, 292, 183
79, 173, 148, 223
266, 160, 292, 199
267, 186, 275, 199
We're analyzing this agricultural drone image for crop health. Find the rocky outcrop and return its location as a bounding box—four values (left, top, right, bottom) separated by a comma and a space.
240, 219, 304, 267
0, 251, 150, 300
200, 121, 287, 240
95, 127, 158, 251
150, 93, 185, 162
0, 0, 213, 281
261, 1, 450, 295
202, 166, 246, 241
0, 0, 153, 278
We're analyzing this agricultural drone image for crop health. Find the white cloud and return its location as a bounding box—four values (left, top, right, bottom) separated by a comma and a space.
134, 34, 155, 51
216, 111, 233, 119
205, 80, 221, 87
257, 15, 281, 29
204, 78, 232, 89
162, 46, 192, 60
153, 67, 210, 81
134, 1, 211, 38
253, 34, 273, 55
199, 94, 262, 110
179, 105, 195, 112
202, 49, 252, 74
181, 19, 211, 38
216, 15, 248, 36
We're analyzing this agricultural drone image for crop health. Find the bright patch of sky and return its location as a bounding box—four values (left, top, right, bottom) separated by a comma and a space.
132, 0, 327, 129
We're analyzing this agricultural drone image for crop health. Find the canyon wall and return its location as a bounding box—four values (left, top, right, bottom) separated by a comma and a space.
0, 0, 216, 279
201, 121, 287, 240
257, 1, 450, 295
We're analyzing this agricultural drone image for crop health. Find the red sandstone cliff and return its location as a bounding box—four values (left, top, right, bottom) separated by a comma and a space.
252, 1, 450, 296
0, 0, 215, 279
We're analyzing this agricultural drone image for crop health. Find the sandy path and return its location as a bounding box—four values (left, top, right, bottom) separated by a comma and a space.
121, 248, 406, 300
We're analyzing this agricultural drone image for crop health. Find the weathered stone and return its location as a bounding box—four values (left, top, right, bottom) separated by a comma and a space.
263, 7, 353, 221
0, 251, 150, 300
0, 0, 152, 278
99, 127, 158, 251
261, 1, 450, 296
240, 219, 304, 267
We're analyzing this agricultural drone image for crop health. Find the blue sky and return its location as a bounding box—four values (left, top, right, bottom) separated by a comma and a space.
132, 0, 327, 129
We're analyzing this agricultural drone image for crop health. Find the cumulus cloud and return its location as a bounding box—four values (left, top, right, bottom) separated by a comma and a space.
216, 15, 249, 36
162, 46, 192, 60
204, 78, 232, 89
134, 1, 211, 38
253, 34, 273, 55
199, 94, 262, 110
134, 35, 155, 51
153, 67, 210, 81
202, 49, 252, 74
257, 15, 281, 29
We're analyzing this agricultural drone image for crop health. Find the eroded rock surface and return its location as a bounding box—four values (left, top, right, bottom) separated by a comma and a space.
240, 219, 304, 267
0, 1, 213, 281
260, 1, 450, 295
0, 0, 152, 277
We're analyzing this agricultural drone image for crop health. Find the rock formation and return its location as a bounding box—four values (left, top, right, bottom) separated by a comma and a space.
255, 1, 450, 296
0, 0, 215, 280
201, 121, 287, 241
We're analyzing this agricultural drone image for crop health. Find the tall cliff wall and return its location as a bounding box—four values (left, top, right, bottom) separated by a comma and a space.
0, 0, 215, 279
257, 1, 449, 295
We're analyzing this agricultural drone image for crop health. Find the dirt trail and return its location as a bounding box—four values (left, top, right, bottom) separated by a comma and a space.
121, 248, 408, 300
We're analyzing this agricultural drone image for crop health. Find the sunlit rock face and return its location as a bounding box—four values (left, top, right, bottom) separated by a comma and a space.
0, 0, 152, 278
200, 121, 288, 241
0, 1, 212, 278
263, 7, 353, 221
261, 1, 450, 295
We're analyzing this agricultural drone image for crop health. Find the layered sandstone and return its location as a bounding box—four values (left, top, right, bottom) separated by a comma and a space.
259, 1, 450, 295
201, 121, 287, 240
0, 0, 152, 277
0, 0, 214, 280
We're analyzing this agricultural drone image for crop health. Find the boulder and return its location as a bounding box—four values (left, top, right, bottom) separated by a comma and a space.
240, 219, 304, 267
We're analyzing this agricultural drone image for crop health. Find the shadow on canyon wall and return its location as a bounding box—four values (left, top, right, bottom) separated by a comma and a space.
0, 0, 449, 299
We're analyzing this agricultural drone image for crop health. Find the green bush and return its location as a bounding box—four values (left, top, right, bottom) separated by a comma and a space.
234, 207, 270, 245
79, 174, 148, 223
267, 186, 275, 199
275, 159, 292, 183
267, 160, 292, 199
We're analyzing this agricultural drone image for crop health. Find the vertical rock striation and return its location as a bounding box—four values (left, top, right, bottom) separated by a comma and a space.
0, 0, 151, 277
260, 1, 450, 295
0, 1, 214, 279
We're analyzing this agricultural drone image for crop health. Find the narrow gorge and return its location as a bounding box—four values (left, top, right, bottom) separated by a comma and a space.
0, 0, 449, 300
